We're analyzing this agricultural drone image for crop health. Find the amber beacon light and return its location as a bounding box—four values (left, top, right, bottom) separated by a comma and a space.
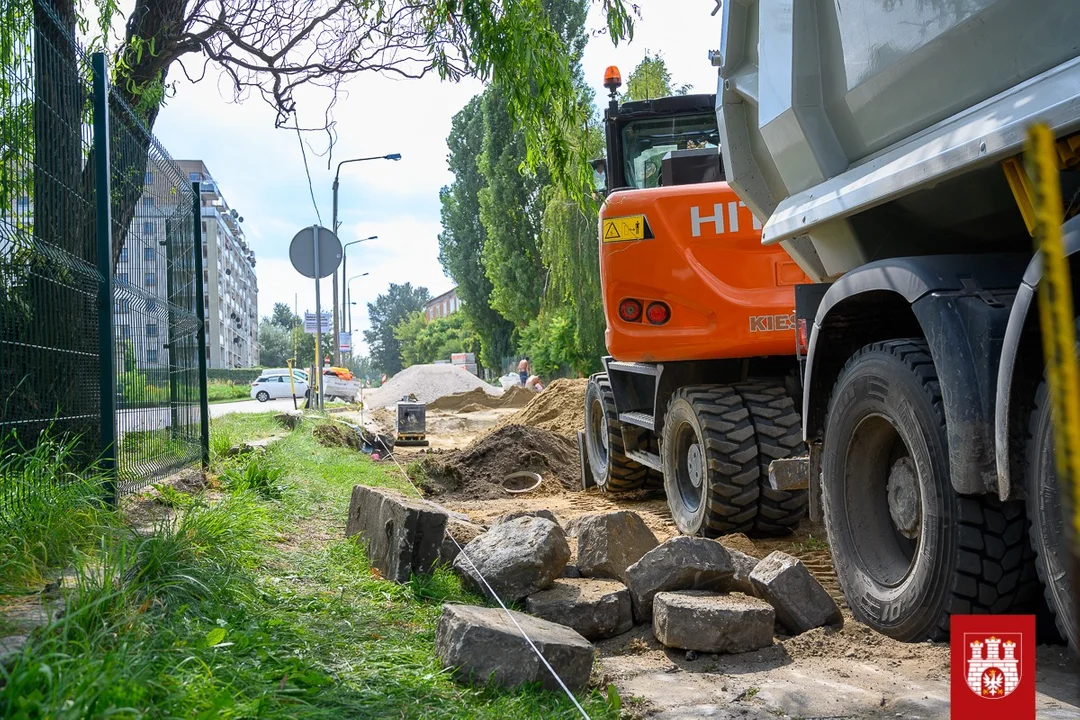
604, 65, 622, 93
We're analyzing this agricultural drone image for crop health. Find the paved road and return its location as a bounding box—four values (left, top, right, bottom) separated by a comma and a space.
210, 398, 298, 417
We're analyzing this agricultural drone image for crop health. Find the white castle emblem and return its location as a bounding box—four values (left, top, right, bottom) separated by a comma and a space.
965, 635, 1021, 698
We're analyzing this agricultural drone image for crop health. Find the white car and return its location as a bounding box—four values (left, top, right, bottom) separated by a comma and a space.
251, 374, 309, 402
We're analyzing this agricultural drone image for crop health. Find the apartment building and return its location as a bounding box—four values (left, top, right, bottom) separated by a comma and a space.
179, 160, 259, 368
424, 287, 460, 321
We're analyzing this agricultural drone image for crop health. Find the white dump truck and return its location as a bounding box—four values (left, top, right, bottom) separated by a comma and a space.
716, 0, 1078, 649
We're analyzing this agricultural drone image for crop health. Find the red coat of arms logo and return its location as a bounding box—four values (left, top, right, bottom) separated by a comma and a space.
963, 634, 1022, 698
950, 615, 1035, 719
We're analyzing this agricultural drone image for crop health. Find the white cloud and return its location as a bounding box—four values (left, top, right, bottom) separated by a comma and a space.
150, 1, 723, 359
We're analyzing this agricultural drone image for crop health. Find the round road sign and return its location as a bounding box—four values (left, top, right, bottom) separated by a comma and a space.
289, 225, 342, 279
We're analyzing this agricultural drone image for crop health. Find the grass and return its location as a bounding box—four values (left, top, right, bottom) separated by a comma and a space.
207, 380, 252, 404
0, 415, 620, 719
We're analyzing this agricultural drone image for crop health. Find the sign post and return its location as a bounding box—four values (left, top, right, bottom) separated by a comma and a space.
289, 225, 342, 412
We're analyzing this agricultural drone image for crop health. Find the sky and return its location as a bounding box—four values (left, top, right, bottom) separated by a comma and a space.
150, 1, 724, 355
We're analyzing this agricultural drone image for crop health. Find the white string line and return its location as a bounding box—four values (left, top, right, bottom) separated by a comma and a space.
371, 431, 593, 720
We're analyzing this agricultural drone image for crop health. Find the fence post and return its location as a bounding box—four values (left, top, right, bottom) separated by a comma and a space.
164, 208, 179, 437
192, 182, 211, 469
92, 52, 117, 502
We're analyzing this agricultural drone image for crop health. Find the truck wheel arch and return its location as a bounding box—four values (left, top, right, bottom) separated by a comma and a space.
995, 215, 1080, 500
804, 254, 1027, 496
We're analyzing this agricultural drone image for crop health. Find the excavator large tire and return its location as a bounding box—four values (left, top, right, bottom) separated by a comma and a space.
584, 373, 648, 492
736, 381, 809, 536
822, 339, 1035, 641
661, 385, 759, 536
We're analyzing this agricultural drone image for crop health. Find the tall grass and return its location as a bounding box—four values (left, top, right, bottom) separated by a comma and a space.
0, 416, 620, 719
0, 434, 115, 592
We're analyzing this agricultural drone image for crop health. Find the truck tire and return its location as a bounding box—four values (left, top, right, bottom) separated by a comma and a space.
822, 339, 1032, 641
736, 382, 808, 536
661, 386, 759, 536
1025, 377, 1078, 652
584, 374, 647, 491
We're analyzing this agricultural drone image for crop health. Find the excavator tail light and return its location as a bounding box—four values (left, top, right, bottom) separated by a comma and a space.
796, 318, 809, 354
619, 298, 642, 322
646, 302, 671, 325
604, 65, 622, 92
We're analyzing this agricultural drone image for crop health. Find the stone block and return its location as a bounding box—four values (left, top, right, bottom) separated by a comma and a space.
652, 591, 774, 654
577, 511, 659, 583
435, 604, 594, 693
625, 536, 735, 622
453, 516, 570, 602
345, 485, 447, 583
750, 551, 842, 634
527, 578, 634, 640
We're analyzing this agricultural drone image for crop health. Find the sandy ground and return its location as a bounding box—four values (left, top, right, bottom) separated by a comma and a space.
354, 401, 1080, 719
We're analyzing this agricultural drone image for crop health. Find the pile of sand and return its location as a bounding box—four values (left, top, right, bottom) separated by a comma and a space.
361, 364, 496, 409
493, 378, 588, 437
427, 384, 534, 412
419, 424, 580, 500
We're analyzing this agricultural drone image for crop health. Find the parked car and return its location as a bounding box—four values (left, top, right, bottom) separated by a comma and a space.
251, 374, 308, 402
260, 368, 308, 382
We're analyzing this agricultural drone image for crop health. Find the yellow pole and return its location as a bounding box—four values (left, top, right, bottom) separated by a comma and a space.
286, 358, 297, 410
1026, 123, 1080, 621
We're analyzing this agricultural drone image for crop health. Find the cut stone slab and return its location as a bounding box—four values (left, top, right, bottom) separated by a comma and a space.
577, 511, 659, 583
727, 548, 760, 596
493, 509, 560, 527
453, 516, 570, 602
344, 485, 447, 583
435, 604, 594, 693
439, 517, 488, 565
750, 551, 842, 634
527, 578, 634, 640
652, 591, 774, 654
625, 536, 736, 623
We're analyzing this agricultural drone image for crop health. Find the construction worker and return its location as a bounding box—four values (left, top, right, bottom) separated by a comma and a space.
517, 356, 530, 386
526, 374, 543, 392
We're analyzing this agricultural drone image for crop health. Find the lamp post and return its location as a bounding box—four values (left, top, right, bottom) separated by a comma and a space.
330, 153, 401, 365
346, 272, 369, 337
341, 235, 377, 317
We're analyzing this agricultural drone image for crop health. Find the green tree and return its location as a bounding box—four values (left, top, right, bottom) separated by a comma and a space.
257, 320, 291, 367
395, 311, 481, 368
438, 96, 514, 370
363, 283, 430, 377
269, 303, 300, 331
477, 84, 549, 327
475, 0, 590, 327
623, 52, 691, 101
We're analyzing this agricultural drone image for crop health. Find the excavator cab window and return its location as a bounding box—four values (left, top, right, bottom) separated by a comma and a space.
621, 114, 719, 189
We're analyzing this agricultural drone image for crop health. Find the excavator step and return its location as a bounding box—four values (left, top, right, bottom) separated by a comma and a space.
607, 361, 660, 377
619, 411, 655, 431
625, 449, 662, 472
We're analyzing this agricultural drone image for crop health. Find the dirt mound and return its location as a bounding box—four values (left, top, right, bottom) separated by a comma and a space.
362, 364, 495, 409
494, 378, 587, 437
427, 384, 535, 412
419, 424, 580, 500
313, 422, 362, 450
783, 613, 949, 665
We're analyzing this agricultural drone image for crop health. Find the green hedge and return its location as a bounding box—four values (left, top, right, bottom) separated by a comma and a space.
207, 368, 270, 384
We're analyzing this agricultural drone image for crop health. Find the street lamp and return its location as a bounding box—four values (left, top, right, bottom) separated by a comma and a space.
346, 272, 370, 336
341, 235, 377, 315
330, 152, 401, 364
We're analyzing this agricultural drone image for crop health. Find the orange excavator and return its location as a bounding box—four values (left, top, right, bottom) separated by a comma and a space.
583, 66, 811, 537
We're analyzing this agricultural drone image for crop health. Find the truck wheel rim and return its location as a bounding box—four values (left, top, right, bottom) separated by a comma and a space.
886, 455, 921, 540
673, 421, 704, 513
845, 414, 919, 588
589, 397, 608, 468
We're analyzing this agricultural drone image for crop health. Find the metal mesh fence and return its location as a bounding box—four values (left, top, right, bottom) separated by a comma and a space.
0, 0, 207, 509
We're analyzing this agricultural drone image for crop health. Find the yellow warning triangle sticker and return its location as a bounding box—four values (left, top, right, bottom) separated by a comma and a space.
604, 223, 621, 240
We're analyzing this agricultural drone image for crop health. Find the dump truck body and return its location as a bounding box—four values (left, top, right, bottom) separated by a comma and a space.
717, 0, 1080, 281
